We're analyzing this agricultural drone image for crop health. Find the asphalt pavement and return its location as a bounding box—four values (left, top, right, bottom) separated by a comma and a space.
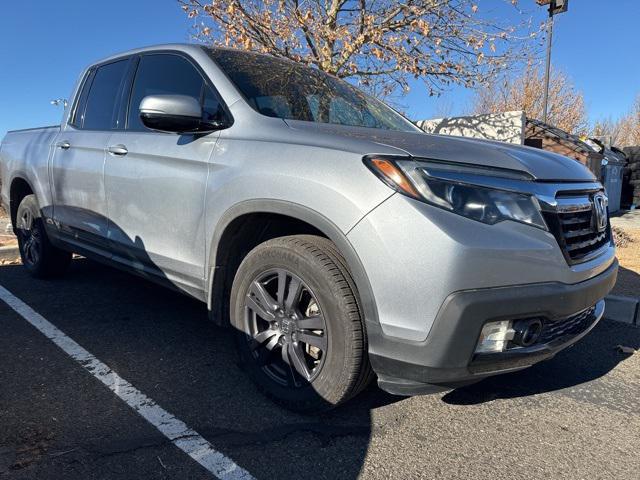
1, 258, 639, 479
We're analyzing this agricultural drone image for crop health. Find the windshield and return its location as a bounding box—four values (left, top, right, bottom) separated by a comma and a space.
204, 48, 420, 133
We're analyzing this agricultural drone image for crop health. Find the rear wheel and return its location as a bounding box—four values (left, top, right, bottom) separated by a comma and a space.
230, 235, 372, 412
16, 195, 71, 278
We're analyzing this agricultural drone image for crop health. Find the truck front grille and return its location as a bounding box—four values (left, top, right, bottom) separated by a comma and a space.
542, 192, 611, 264
558, 209, 610, 260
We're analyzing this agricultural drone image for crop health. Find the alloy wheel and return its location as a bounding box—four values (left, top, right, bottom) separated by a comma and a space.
18, 209, 41, 267
244, 268, 328, 387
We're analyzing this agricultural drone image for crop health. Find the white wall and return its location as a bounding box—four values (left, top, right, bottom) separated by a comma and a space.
416, 111, 526, 145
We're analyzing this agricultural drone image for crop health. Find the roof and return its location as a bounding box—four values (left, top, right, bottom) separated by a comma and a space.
526, 118, 595, 156
90, 43, 205, 66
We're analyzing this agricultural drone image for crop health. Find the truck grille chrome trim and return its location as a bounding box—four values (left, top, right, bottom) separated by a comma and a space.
541, 191, 611, 265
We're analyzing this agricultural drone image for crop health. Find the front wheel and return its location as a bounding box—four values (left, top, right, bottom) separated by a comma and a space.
230, 235, 372, 412
16, 195, 71, 278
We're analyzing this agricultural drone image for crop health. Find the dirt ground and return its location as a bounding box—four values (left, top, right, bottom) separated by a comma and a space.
611, 225, 640, 297
0, 205, 17, 248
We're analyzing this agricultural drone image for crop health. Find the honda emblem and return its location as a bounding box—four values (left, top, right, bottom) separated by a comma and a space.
592, 193, 608, 233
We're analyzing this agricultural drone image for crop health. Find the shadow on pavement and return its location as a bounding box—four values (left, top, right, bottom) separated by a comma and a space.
611, 265, 640, 298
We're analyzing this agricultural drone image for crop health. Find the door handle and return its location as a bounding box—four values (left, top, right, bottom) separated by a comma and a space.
108, 144, 128, 156
57, 141, 71, 150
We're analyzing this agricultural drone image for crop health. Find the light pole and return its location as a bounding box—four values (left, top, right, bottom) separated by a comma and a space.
537, 0, 569, 124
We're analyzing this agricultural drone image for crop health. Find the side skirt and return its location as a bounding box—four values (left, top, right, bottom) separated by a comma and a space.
45, 223, 207, 303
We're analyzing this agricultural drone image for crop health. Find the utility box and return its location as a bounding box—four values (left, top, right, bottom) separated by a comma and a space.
602, 155, 625, 213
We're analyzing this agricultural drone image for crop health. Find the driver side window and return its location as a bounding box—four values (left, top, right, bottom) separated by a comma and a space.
127, 54, 224, 131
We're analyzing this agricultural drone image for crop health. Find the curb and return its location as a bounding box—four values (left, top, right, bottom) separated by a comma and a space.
604, 295, 640, 326
0, 245, 20, 262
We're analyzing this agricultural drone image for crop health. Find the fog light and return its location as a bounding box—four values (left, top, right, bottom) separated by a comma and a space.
475, 320, 515, 354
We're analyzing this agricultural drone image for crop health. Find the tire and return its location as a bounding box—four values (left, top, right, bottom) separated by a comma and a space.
230, 235, 373, 412
16, 195, 71, 278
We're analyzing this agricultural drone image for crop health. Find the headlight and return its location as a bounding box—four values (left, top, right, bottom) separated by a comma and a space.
364, 156, 547, 230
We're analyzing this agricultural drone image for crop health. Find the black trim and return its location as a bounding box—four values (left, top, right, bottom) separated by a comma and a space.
139, 112, 203, 134
117, 57, 139, 130
470, 303, 602, 373
121, 55, 140, 131
45, 223, 206, 303
69, 68, 95, 129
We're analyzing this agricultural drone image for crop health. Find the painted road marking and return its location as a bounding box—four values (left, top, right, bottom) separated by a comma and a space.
0, 284, 255, 480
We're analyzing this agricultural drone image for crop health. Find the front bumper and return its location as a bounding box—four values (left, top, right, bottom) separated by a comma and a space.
369, 259, 617, 395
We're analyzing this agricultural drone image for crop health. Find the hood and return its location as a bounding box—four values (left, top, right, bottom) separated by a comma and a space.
285, 121, 597, 182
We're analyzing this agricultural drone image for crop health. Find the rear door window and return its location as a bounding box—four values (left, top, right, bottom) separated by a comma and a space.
81, 59, 129, 130
70, 70, 94, 128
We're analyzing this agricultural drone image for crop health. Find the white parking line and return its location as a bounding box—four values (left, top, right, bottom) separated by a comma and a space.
0, 284, 255, 480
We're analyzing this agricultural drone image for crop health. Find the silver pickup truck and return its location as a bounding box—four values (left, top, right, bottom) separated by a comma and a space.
0, 44, 618, 412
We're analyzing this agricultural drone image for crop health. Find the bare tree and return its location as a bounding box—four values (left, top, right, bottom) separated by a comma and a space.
591, 117, 626, 147
592, 95, 640, 148
472, 63, 588, 134
619, 95, 640, 146
179, 0, 540, 98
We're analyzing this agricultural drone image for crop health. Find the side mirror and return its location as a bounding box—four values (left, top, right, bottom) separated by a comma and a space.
139, 94, 206, 134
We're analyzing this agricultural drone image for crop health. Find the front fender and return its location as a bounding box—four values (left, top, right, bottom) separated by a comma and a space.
206, 199, 380, 332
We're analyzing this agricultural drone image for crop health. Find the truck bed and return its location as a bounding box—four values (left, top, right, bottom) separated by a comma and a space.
0, 125, 60, 214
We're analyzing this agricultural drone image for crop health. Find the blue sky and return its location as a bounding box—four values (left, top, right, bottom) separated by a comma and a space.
1, 0, 639, 139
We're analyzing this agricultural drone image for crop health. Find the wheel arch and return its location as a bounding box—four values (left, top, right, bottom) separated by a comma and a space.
9, 175, 36, 232
207, 199, 379, 331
